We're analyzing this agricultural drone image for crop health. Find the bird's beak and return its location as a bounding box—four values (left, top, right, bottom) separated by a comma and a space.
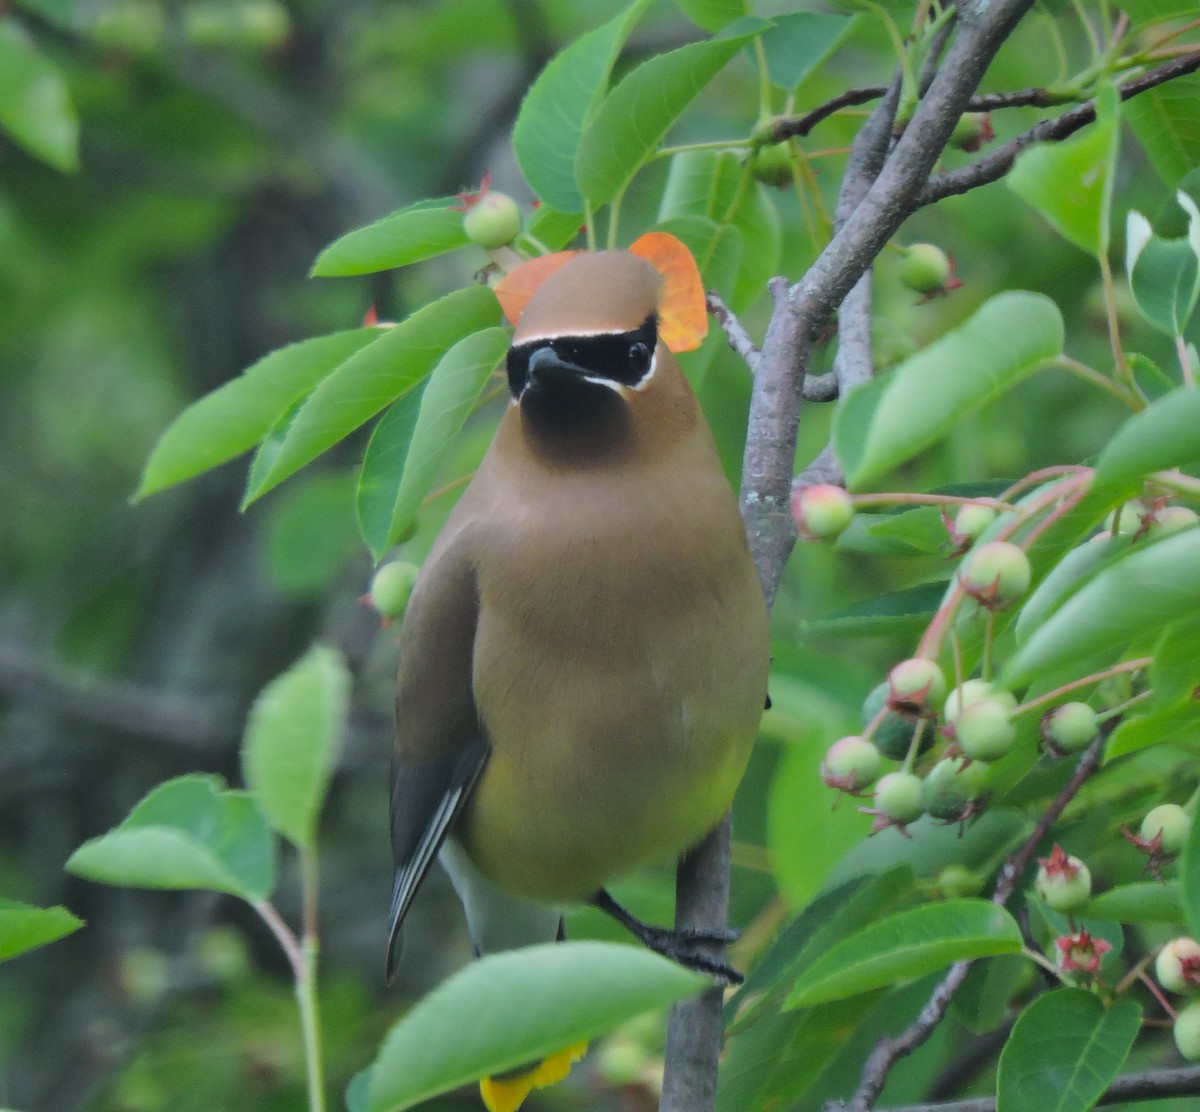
523, 345, 586, 396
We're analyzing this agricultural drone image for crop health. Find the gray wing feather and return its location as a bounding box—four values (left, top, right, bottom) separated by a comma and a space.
385, 519, 485, 982
386, 739, 488, 980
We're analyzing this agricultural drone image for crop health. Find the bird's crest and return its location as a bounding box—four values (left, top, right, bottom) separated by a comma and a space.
493, 232, 707, 353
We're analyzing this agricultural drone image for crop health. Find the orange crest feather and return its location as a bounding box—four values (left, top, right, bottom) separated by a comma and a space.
493, 252, 579, 325
629, 231, 708, 352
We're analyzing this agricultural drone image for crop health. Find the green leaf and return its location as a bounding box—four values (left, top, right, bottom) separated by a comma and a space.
357, 327, 508, 559
657, 150, 780, 309
673, 0, 748, 32
757, 12, 855, 90
357, 387, 425, 557
243, 286, 501, 504
242, 646, 350, 849
367, 942, 704, 1112
1130, 352, 1177, 400
1184, 796, 1200, 938
512, 1, 652, 213
524, 205, 585, 251
66, 775, 275, 902
1125, 193, 1200, 337
953, 954, 1029, 1035
729, 867, 914, 1030
656, 214, 743, 296
1106, 700, 1200, 762
575, 22, 766, 208
1094, 387, 1200, 485
997, 989, 1140, 1112
1125, 71, 1200, 188
1152, 615, 1200, 708
136, 329, 379, 500
1085, 881, 1183, 923
0, 18, 78, 172
784, 900, 1022, 1009
801, 581, 948, 639
1016, 534, 1130, 644
311, 199, 469, 278
0, 899, 83, 962
1121, 0, 1200, 28
833, 292, 1063, 489
263, 471, 360, 596
1008, 85, 1119, 257
1002, 528, 1200, 689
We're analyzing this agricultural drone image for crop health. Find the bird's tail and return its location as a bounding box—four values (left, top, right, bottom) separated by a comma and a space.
479, 1041, 589, 1112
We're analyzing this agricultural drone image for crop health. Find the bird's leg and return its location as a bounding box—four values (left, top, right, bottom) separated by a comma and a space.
589, 889, 743, 985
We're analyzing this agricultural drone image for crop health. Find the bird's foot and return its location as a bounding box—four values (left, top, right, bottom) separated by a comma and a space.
637, 927, 744, 986
589, 889, 743, 985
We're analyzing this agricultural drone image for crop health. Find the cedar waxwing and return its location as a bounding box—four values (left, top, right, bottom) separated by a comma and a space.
387, 240, 770, 1112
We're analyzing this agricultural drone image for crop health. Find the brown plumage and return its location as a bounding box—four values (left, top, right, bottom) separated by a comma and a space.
388, 249, 769, 975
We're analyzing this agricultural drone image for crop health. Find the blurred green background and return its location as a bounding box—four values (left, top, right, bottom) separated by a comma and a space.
1, 0, 1195, 1109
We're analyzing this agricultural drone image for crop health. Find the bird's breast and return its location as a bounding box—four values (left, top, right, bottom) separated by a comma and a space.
457, 459, 769, 901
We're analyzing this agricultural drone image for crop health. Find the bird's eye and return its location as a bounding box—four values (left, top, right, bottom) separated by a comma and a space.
628, 341, 651, 376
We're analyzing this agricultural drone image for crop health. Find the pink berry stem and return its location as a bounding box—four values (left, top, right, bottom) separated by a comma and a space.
849, 492, 1011, 510
1011, 657, 1153, 717
1015, 474, 1092, 550
997, 465, 1092, 503
1138, 968, 1180, 1020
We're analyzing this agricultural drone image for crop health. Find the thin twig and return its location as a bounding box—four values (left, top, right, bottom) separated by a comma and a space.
771, 86, 888, 141
770, 84, 1085, 145
706, 291, 760, 370
921, 50, 1200, 205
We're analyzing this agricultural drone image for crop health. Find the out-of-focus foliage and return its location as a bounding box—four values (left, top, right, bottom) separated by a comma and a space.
3, 0, 1200, 1110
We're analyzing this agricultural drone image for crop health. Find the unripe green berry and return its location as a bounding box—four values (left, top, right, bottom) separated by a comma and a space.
792, 483, 854, 540
887, 657, 947, 717
874, 771, 924, 824
821, 735, 881, 792
1175, 1001, 1200, 1060
1041, 702, 1099, 755
1157, 937, 1200, 993
945, 681, 1018, 722
953, 503, 996, 545
752, 142, 794, 188
961, 540, 1031, 609
862, 682, 932, 761
935, 864, 984, 899
1147, 505, 1199, 537
921, 756, 988, 821
954, 697, 1016, 761
1034, 848, 1091, 911
949, 112, 994, 152
463, 190, 522, 249
1141, 803, 1192, 857
369, 561, 420, 618
899, 243, 952, 294
1104, 500, 1149, 535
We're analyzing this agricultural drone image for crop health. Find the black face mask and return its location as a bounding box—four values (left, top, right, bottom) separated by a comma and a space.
506, 314, 658, 399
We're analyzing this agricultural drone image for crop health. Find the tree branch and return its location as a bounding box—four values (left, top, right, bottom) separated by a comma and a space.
921, 49, 1200, 205
707, 291, 760, 370
770, 83, 1087, 144
0, 639, 233, 753
882, 1063, 1200, 1111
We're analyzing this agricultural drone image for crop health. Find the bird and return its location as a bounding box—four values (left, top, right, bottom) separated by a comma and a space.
386, 238, 770, 1112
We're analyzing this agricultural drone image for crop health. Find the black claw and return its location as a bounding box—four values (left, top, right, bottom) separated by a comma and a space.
589, 889, 743, 984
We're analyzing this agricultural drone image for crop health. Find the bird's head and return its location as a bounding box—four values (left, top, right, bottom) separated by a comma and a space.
496, 236, 708, 441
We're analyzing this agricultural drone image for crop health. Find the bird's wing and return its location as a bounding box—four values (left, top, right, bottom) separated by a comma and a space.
386, 525, 487, 980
